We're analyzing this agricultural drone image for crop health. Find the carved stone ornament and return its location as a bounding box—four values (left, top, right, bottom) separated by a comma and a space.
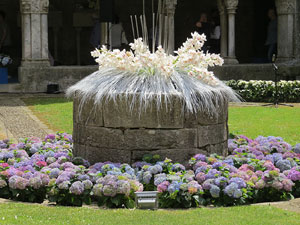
224, 0, 239, 10
217, 0, 226, 15
20, 0, 49, 14
275, 0, 295, 15
165, 0, 177, 14
20, 0, 31, 13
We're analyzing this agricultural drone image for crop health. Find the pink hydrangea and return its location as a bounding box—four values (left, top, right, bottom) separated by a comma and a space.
157, 181, 170, 193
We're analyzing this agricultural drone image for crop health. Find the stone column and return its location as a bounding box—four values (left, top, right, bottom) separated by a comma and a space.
275, 0, 296, 62
225, 0, 239, 64
217, 0, 228, 58
20, 0, 50, 67
295, 0, 300, 59
165, 0, 177, 54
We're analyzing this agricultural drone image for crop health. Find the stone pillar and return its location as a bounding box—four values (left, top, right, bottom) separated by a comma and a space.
225, 0, 239, 64
217, 0, 228, 58
165, 0, 177, 54
20, 0, 50, 67
296, 0, 300, 59
275, 0, 296, 62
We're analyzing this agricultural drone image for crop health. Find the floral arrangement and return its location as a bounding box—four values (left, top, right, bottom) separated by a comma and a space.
226, 80, 300, 103
67, 32, 239, 114
0, 133, 300, 208
0, 54, 12, 67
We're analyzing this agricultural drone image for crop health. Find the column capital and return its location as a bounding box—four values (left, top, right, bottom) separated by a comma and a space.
225, 0, 239, 13
165, 0, 177, 15
20, 0, 49, 14
217, 0, 226, 15
275, 0, 296, 15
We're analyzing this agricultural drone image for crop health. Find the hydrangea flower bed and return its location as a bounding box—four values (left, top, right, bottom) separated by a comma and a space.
0, 133, 300, 208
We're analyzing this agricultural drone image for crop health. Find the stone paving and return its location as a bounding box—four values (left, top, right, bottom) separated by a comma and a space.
0, 94, 54, 142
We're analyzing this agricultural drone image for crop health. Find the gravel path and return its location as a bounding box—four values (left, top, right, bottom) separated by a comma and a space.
0, 96, 54, 141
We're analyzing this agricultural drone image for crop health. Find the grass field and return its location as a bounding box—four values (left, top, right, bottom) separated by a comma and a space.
22, 97, 300, 145
0, 201, 299, 225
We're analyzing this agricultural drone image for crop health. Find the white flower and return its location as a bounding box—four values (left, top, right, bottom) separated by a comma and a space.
90, 32, 223, 86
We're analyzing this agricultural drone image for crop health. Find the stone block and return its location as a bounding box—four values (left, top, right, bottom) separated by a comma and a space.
124, 128, 197, 150
75, 124, 87, 145
184, 103, 228, 127
73, 143, 87, 159
131, 148, 208, 166
85, 146, 131, 164
198, 123, 228, 147
206, 142, 228, 156
103, 94, 184, 129
85, 127, 125, 149
73, 97, 103, 127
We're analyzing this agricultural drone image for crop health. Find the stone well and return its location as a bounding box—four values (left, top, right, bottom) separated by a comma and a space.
73, 94, 228, 165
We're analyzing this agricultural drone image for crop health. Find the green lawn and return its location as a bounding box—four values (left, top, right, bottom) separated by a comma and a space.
22, 97, 73, 134
229, 106, 300, 145
0, 202, 299, 225
22, 97, 300, 145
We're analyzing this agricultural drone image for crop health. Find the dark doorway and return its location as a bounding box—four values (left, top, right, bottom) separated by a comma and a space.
252, 0, 275, 63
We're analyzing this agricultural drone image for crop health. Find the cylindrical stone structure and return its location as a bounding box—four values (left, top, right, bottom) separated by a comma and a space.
73, 94, 228, 165
225, 0, 239, 64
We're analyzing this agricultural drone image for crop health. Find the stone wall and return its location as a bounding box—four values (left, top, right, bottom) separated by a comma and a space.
18, 65, 97, 92
73, 95, 228, 165
18, 63, 288, 93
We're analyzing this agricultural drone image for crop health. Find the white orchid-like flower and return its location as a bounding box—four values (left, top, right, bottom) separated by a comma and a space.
91, 32, 223, 86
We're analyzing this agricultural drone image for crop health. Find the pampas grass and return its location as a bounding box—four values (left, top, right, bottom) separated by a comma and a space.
66, 67, 240, 115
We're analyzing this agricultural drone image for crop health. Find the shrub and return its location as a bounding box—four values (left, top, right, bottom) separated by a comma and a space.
226, 80, 300, 102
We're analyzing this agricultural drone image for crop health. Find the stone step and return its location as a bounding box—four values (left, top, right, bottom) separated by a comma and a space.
0, 83, 22, 93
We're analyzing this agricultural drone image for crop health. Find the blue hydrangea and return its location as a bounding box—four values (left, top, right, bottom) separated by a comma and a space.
224, 183, 239, 197
210, 185, 220, 198
77, 174, 90, 181
223, 158, 234, 166
229, 177, 246, 189
212, 162, 223, 169
195, 166, 208, 175
172, 163, 186, 172
294, 143, 300, 154
275, 159, 292, 172
167, 181, 181, 193
205, 169, 220, 179
49, 168, 60, 178
272, 153, 283, 163
149, 165, 163, 175
214, 176, 228, 187
142, 171, 152, 184
233, 189, 243, 198
154, 173, 167, 186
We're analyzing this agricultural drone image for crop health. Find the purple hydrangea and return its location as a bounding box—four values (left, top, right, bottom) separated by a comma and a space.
70, 181, 84, 195
58, 181, 70, 190
83, 180, 93, 190
116, 180, 131, 196
193, 154, 206, 161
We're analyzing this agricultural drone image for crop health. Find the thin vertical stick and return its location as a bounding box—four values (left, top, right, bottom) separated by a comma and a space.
143, 14, 148, 46
140, 15, 144, 41
152, 13, 155, 52
130, 15, 136, 39
135, 15, 140, 38
158, 14, 163, 46
164, 15, 168, 51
